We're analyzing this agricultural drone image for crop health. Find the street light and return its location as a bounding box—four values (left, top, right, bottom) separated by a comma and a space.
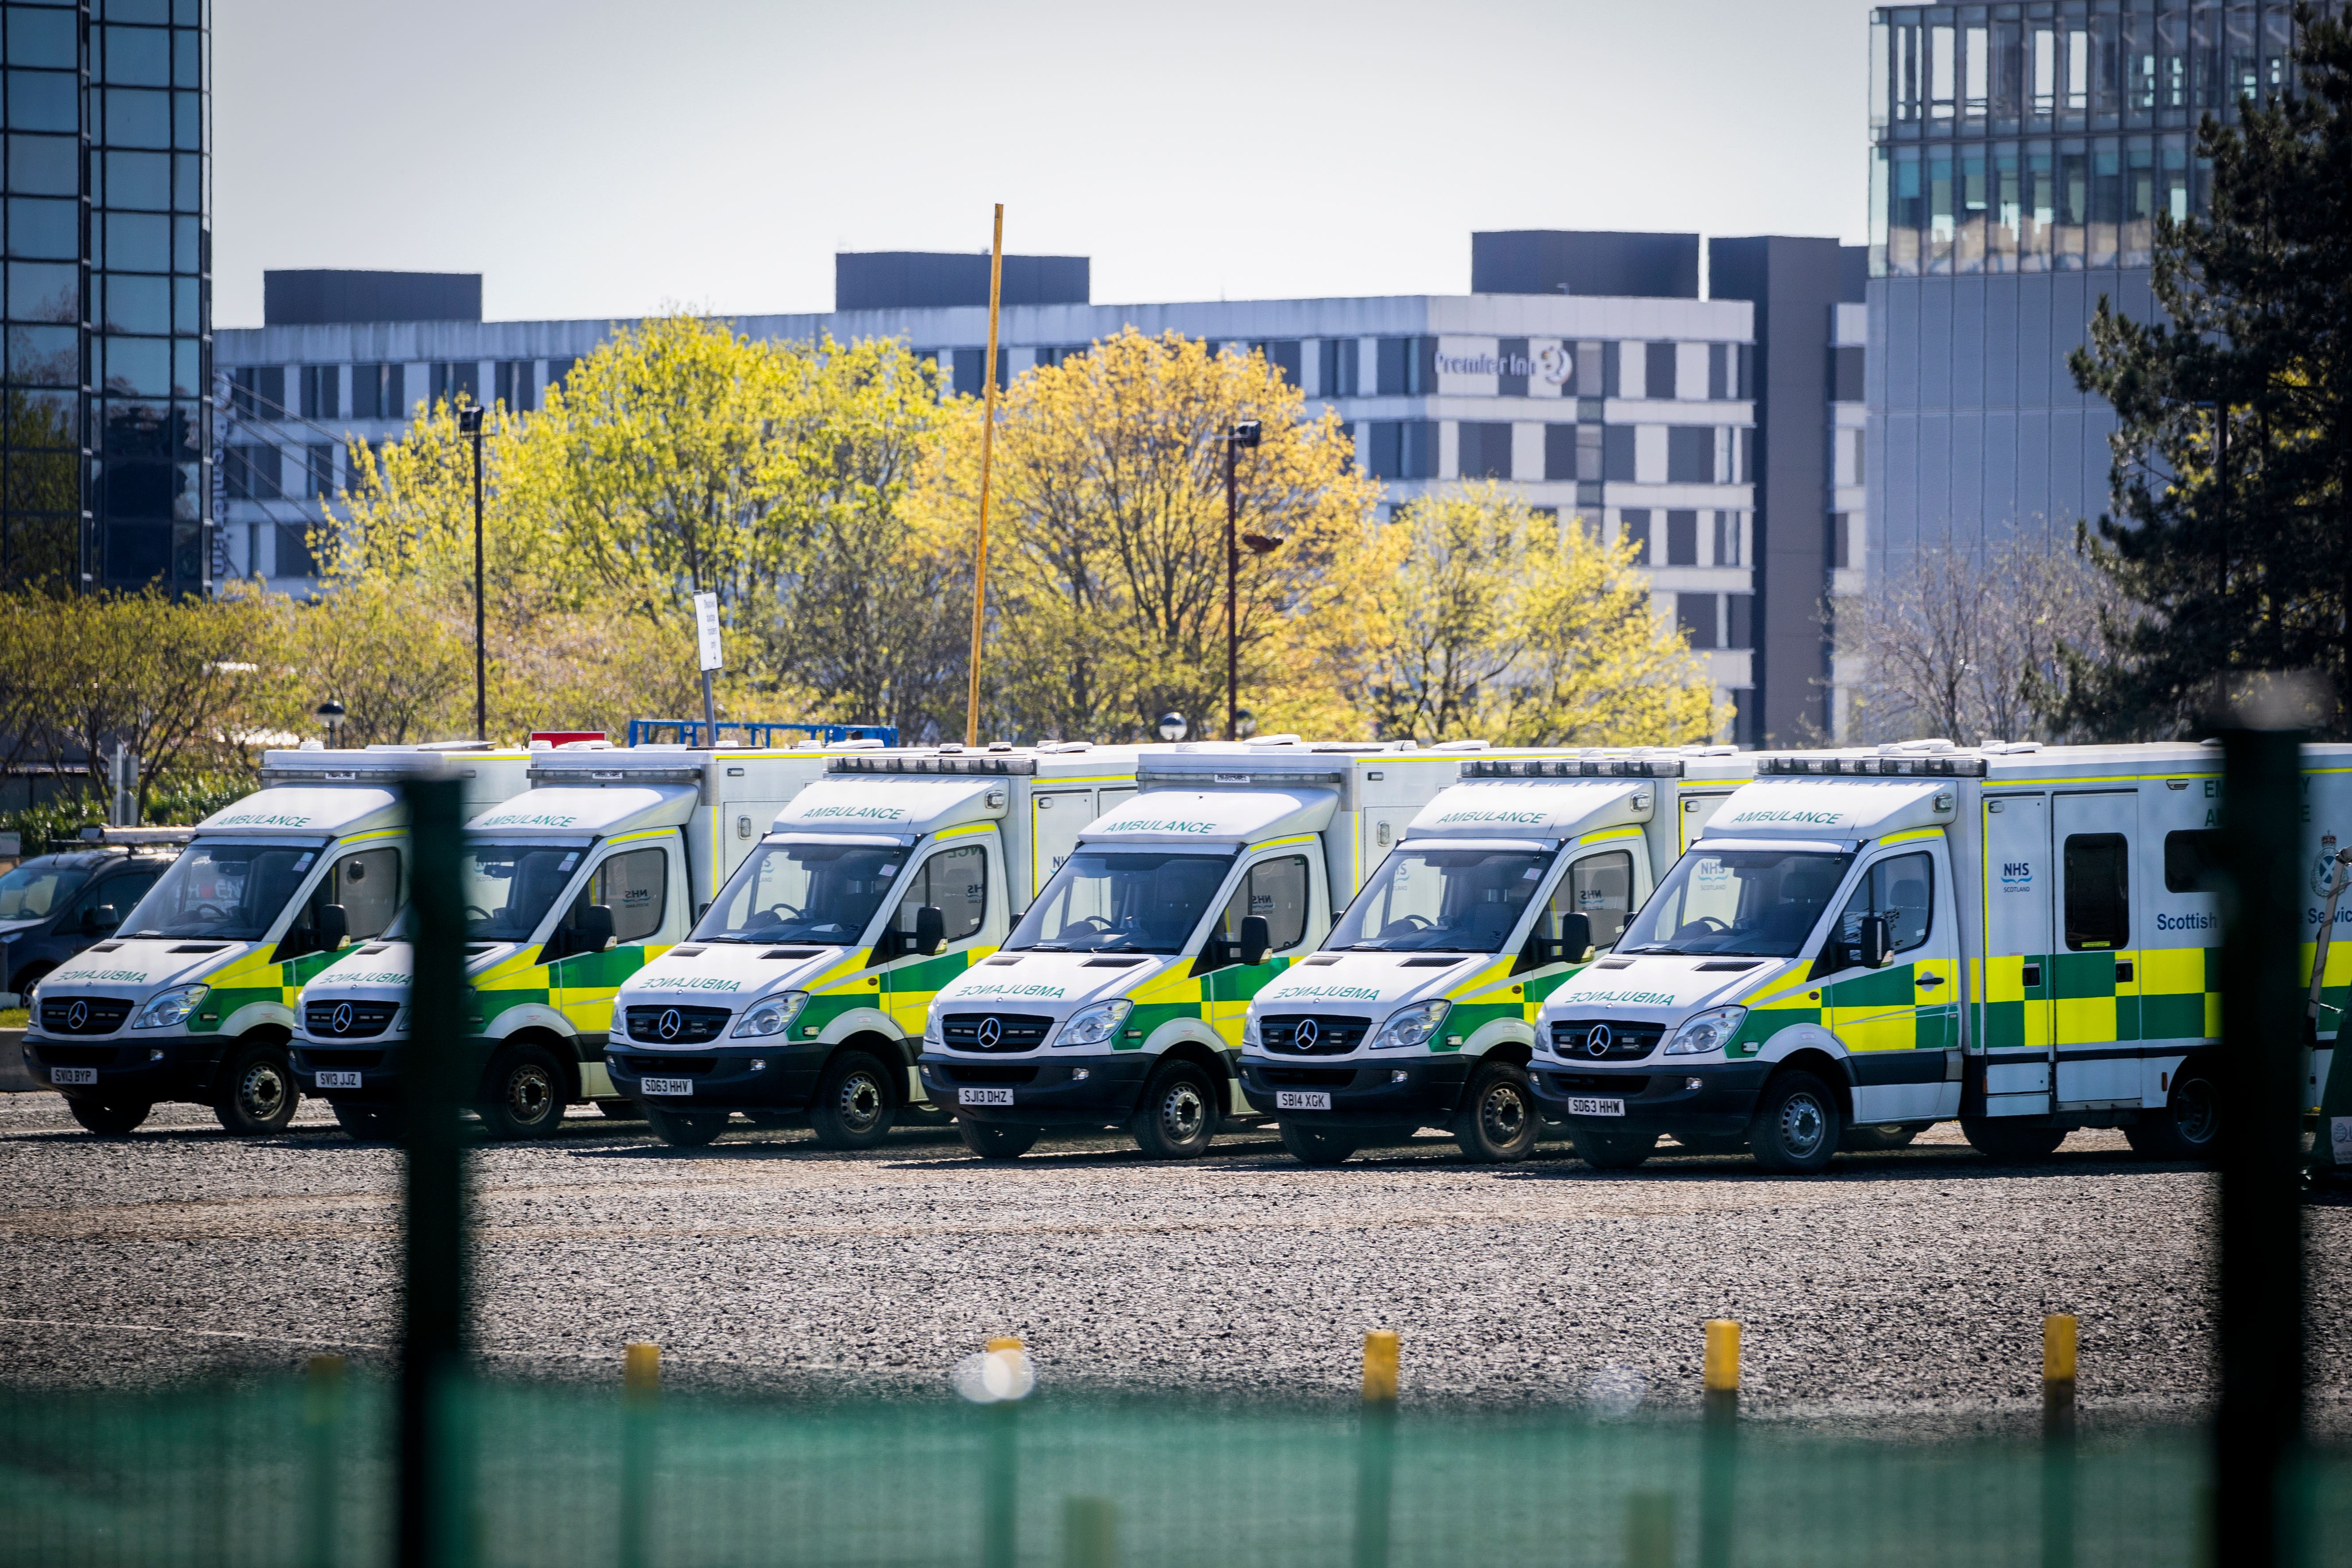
315, 699, 346, 749
1223, 419, 1284, 741
457, 404, 487, 742
1157, 712, 1188, 743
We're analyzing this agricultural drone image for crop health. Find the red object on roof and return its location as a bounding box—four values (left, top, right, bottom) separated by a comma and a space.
530, 731, 607, 747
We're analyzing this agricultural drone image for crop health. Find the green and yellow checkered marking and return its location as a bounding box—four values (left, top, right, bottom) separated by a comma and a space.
1969, 946, 2221, 1049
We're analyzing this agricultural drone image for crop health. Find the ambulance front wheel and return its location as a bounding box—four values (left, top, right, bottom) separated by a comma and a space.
2123, 1066, 2223, 1163
644, 1105, 729, 1147
1960, 1117, 2066, 1162
213, 1039, 300, 1136
66, 1098, 150, 1136
1748, 1070, 1842, 1174
810, 1051, 898, 1150
332, 1103, 400, 1141
1841, 1121, 1920, 1152
1453, 1060, 1539, 1163
481, 1043, 567, 1140
956, 1119, 1039, 1159
1133, 1059, 1219, 1159
1277, 1121, 1360, 1165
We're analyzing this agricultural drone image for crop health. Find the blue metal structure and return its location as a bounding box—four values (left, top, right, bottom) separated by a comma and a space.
624, 720, 899, 749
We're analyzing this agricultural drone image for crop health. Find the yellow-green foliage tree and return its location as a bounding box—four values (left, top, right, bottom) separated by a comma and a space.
921, 329, 1380, 742
1363, 484, 1721, 746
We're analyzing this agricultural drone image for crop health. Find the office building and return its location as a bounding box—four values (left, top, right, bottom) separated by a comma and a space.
218, 231, 1863, 743
1865, 0, 2337, 588
0, 0, 210, 595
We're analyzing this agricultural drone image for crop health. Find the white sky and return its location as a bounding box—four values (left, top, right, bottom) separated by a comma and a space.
213, 0, 1884, 329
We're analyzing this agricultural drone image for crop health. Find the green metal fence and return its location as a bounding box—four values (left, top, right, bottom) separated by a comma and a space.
3, 1376, 2347, 1568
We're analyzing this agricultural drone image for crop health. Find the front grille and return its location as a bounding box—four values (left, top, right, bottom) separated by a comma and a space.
1546, 1073, 1649, 1096
304, 1000, 398, 1039
303, 1049, 384, 1068
612, 1054, 720, 1076
1261, 1066, 1355, 1086
623, 1005, 733, 1044
38, 997, 134, 1035
1259, 1014, 1372, 1056
34, 1044, 117, 1066
941, 1013, 1054, 1053
1550, 1019, 1665, 1062
937, 1064, 1040, 1084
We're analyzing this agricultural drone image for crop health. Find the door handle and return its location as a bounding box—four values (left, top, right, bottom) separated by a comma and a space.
2021, 964, 2041, 988
1915, 975, 1944, 988
2115, 961, 2133, 983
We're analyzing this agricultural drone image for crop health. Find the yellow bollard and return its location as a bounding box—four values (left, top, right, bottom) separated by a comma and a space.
988, 1335, 1024, 1353
1703, 1319, 1740, 1424
624, 1341, 661, 1401
1062, 1496, 1117, 1568
2043, 1314, 2078, 1436
1362, 1330, 1400, 1404
1626, 1490, 1675, 1568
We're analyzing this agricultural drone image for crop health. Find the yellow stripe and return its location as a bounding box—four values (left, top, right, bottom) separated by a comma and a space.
935, 821, 996, 841
1445, 956, 1520, 1002
807, 948, 872, 991
1881, 826, 1945, 845
1249, 833, 1320, 853
605, 827, 673, 846
336, 828, 405, 846
1576, 825, 1646, 845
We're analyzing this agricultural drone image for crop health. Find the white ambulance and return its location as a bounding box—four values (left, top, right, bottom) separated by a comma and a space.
1530, 740, 2352, 1171
917, 739, 1533, 1159
21, 745, 531, 1136
1237, 747, 1755, 1164
292, 742, 849, 1140
605, 743, 1145, 1147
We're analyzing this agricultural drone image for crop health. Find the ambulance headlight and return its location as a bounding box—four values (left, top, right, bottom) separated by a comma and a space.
923, 1010, 943, 1049
1241, 1012, 1261, 1049
1055, 1000, 1132, 1048
1664, 1005, 1746, 1056
132, 984, 207, 1030
732, 991, 809, 1039
1368, 1000, 1450, 1051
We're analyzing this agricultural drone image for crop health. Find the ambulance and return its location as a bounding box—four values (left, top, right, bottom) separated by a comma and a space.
292, 742, 850, 1140
1529, 740, 2352, 1172
916, 739, 1525, 1160
604, 743, 1146, 1148
1236, 747, 1755, 1164
21, 744, 531, 1136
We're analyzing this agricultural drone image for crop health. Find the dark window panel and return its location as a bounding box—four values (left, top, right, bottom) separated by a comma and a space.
103, 0, 172, 25
172, 88, 197, 150
5, 389, 77, 447
100, 457, 171, 518
104, 520, 171, 583
275, 521, 318, 578
1831, 345, 1866, 403
1666, 509, 1699, 566
173, 150, 200, 210
230, 365, 284, 420
5, 70, 78, 132
221, 442, 278, 501
1676, 592, 1719, 650
6, 133, 78, 195
171, 214, 196, 271
6, 196, 78, 260
1543, 422, 1577, 482
99, 399, 191, 459
1645, 341, 1677, 400
1601, 341, 1621, 398
1375, 337, 1407, 395
544, 358, 575, 397
1714, 510, 1743, 567
101, 25, 167, 85
1318, 338, 1357, 398
99, 336, 170, 396
300, 364, 335, 420
100, 212, 167, 271
1832, 512, 1853, 570
1264, 340, 1301, 385
1602, 424, 1636, 482
1666, 425, 1715, 483
1709, 343, 1728, 400
1727, 592, 1755, 649
7, 322, 78, 385
1458, 420, 1511, 480
1496, 336, 1529, 398
304, 443, 332, 498
495, 359, 533, 412
1574, 340, 1604, 398
104, 150, 169, 209
1619, 509, 1651, 564
5, 10, 78, 69
172, 27, 197, 86
101, 87, 170, 148
1367, 421, 1400, 479
100, 272, 168, 334
430, 360, 478, 409
8, 260, 78, 322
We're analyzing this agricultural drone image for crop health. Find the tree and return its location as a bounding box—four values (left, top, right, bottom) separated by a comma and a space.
1363, 485, 1721, 746
2062, 6, 2352, 737
1844, 529, 2121, 745
921, 329, 1380, 742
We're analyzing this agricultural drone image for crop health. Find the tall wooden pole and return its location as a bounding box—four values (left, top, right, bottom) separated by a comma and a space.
963, 206, 1006, 748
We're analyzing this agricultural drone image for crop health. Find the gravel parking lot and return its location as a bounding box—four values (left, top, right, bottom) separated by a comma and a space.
3, 1091, 2347, 1434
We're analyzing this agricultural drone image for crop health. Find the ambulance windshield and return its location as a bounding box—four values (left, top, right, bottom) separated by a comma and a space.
1616, 847, 1854, 957
120, 839, 327, 941
693, 839, 905, 944
1325, 847, 1555, 953
1008, 851, 1233, 954
461, 843, 584, 942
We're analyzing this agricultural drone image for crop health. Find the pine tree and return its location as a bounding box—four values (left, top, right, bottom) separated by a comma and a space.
2060, 5, 2352, 737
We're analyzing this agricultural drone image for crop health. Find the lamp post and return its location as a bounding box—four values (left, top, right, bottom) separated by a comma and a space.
315, 699, 347, 750
457, 405, 487, 742
1223, 420, 1279, 741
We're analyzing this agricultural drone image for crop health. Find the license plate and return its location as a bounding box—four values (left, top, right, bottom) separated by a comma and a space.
49, 1066, 96, 1086
959, 1086, 1013, 1107
640, 1077, 694, 1097
1568, 1096, 1625, 1117
1276, 1090, 1332, 1111
315, 1070, 362, 1090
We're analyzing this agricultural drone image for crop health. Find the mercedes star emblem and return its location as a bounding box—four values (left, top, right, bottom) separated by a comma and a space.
976, 1017, 1003, 1049
1294, 1018, 1320, 1051
331, 1002, 354, 1035
1585, 1023, 1612, 1059
658, 1008, 682, 1041
66, 999, 87, 1031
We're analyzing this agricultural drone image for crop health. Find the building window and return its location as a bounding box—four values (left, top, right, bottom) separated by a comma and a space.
1618, 510, 1651, 565
430, 361, 479, 410
1727, 593, 1754, 649
1665, 510, 1699, 567
1375, 336, 1436, 397
349, 363, 403, 420
222, 444, 278, 501
1577, 424, 1604, 482
1457, 421, 1512, 480
1543, 424, 1578, 482
1575, 341, 1606, 398
951, 347, 1007, 396
497, 360, 534, 412
304, 444, 333, 499
1602, 426, 1637, 483
1676, 592, 1719, 650
546, 357, 578, 397
1256, 340, 1302, 385
230, 366, 283, 420
1831, 513, 1854, 570
1714, 511, 1744, 568
1365, 421, 1437, 481
1319, 339, 1359, 398
1830, 346, 1865, 403
276, 522, 318, 579
1834, 428, 1866, 488
1644, 342, 1677, 401
1665, 427, 1714, 484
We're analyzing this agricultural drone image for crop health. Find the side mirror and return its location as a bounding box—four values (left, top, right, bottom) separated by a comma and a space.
82, 903, 119, 935
1559, 912, 1595, 965
1858, 912, 1894, 969
913, 904, 946, 957
578, 904, 617, 954
1238, 914, 1272, 968
316, 903, 350, 952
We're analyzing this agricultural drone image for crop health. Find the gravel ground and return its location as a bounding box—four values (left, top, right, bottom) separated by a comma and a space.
2, 1091, 2347, 1435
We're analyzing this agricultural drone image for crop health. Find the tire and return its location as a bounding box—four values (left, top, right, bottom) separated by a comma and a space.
480, 1043, 567, 1140
1748, 1070, 1842, 1174
744, 1112, 801, 1131
1673, 1132, 1748, 1156
593, 1099, 644, 1121
66, 1098, 149, 1136
213, 1039, 299, 1135
1841, 1121, 1921, 1152
1961, 1117, 2068, 1162
1278, 1120, 1360, 1165
1130, 1059, 1219, 1159
809, 1051, 898, 1150
957, 1119, 1040, 1159
643, 1105, 729, 1147
1453, 1059, 1539, 1163
2123, 1067, 2223, 1162
332, 1103, 399, 1141
1576, 1128, 1657, 1169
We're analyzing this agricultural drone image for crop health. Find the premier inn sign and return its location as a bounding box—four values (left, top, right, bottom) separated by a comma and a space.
1433, 340, 1573, 389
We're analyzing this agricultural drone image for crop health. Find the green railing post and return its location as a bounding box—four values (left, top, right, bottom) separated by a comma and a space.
303, 1355, 345, 1568
400, 775, 472, 1568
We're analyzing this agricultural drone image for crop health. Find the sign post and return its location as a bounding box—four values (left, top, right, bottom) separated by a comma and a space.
693, 591, 723, 744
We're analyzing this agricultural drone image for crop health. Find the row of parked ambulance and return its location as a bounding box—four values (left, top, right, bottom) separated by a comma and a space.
18, 732, 2349, 1171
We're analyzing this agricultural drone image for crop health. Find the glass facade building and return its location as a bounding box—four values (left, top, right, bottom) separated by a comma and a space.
1863, 0, 2333, 584
0, 0, 209, 594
